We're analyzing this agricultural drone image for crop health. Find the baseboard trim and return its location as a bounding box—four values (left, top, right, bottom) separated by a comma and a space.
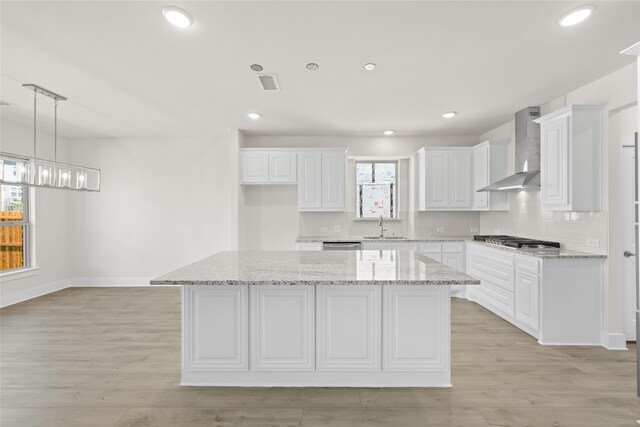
0, 279, 70, 308
602, 332, 628, 350
70, 277, 153, 287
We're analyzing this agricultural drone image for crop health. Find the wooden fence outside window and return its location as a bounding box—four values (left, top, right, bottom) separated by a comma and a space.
0, 211, 24, 271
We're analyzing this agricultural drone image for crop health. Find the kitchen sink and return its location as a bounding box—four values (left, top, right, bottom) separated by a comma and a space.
363, 236, 408, 240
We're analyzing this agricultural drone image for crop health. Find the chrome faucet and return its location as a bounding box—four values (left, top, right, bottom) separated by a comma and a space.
379, 215, 387, 238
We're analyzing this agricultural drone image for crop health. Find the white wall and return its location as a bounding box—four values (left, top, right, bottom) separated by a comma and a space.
479, 62, 638, 346
66, 133, 238, 282
241, 135, 481, 248
0, 120, 72, 304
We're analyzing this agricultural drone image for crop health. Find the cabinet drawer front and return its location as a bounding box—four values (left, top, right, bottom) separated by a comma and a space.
515, 255, 540, 273
362, 242, 417, 251
467, 258, 514, 292
472, 280, 515, 318
419, 243, 442, 253
442, 242, 464, 253
467, 243, 515, 267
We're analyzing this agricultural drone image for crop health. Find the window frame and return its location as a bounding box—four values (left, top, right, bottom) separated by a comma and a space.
355, 160, 399, 220
0, 184, 34, 276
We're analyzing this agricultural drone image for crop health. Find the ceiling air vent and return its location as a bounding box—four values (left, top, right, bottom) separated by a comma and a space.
257, 74, 280, 91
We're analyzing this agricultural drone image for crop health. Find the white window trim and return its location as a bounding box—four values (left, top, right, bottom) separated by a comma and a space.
0, 266, 40, 282
354, 160, 400, 220
0, 185, 36, 279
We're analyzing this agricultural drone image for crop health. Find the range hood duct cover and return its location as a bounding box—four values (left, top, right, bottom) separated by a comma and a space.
478, 106, 541, 192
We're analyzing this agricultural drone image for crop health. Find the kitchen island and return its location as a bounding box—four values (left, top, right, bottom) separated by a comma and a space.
151, 250, 479, 387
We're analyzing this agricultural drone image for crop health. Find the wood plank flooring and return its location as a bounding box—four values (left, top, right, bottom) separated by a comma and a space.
1, 287, 639, 426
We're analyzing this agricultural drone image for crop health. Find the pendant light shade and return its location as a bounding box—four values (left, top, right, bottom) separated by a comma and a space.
0, 84, 101, 192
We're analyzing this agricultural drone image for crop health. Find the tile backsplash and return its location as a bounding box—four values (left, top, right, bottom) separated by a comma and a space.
480, 191, 607, 253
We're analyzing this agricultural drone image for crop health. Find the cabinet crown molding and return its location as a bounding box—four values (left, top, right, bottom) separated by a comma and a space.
534, 105, 604, 123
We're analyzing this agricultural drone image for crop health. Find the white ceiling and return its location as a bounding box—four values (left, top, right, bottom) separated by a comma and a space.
1, 1, 639, 139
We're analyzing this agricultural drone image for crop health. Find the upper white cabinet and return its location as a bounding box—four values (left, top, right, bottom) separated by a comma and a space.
298, 150, 345, 211
418, 148, 472, 210
241, 150, 296, 184
535, 105, 603, 211
472, 141, 509, 211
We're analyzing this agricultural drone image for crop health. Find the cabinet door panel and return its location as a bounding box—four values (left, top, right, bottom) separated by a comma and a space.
251, 286, 314, 371
473, 145, 489, 209
184, 285, 248, 371
449, 151, 473, 208
269, 153, 297, 183
298, 153, 322, 210
241, 152, 269, 183
541, 117, 569, 208
383, 286, 449, 371
317, 286, 381, 371
515, 271, 539, 332
322, 152, 345, 210
425, 151, 450, 208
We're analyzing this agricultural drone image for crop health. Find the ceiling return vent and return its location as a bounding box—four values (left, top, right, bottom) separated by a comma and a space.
257, 74, 280, 91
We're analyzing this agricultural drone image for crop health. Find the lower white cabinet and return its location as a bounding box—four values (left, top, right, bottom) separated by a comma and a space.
466, 242, 603, 345
250, 286, 314, 371
515, 269, 539, 332
418, 242, 466, 296
183, 285, 248, 371
383, 286, 449, 371
361, 241, 417, 251
316, 285, 381, 371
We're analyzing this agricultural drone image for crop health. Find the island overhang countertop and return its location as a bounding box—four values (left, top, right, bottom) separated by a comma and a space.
151, 250, 480, 286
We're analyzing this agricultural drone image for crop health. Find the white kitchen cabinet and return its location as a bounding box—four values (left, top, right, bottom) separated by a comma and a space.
383, 286, 449, 371
472, 141, 509, 211
449, 151, 473, 208
515, 269, 539, 333
269, 152, 297, 183
241, 150, 297, 184
466, 242, 603, 345
321, 151, 345, 210
418, 242, 465, 296
183, 285, 248, 371
418, 148, 472, 210
535, 105, 603, 211
298, 150, 346, 211
316, 285, 381, 371
241, 151, 269, 184
250, 286, 314, 371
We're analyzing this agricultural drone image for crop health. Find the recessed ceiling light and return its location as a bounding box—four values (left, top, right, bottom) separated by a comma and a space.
558, 4, 596, 27
306, 63, 319, 71
442, 111, 457, 119
250, 64, 264, 72
363, 63, 376, 71
248, 112, 261, 120
384, 130, 394, 136
162, 6, 193, 29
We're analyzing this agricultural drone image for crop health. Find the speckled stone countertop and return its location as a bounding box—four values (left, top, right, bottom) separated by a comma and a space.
296, 236, 471, 243
151, 250, 480, 286
466, 241, 606, 259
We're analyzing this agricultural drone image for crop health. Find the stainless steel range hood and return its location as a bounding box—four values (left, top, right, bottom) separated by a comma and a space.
478, 106, 541, 192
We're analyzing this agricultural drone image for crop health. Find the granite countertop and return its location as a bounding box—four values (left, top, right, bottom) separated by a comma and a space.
296, 236, 471, 243
466, 241, 606, 259
151, 250, 480, 286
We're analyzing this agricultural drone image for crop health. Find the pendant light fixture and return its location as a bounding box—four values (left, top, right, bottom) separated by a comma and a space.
0, 84, 101, 192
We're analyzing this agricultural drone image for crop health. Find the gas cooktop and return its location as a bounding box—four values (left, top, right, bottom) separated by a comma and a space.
473, 235, 561, 249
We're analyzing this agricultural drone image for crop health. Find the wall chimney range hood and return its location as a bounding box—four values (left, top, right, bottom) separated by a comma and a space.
478, 106, 541, 192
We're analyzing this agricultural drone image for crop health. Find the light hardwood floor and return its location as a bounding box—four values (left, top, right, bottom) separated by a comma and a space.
1, 287, 639, 426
